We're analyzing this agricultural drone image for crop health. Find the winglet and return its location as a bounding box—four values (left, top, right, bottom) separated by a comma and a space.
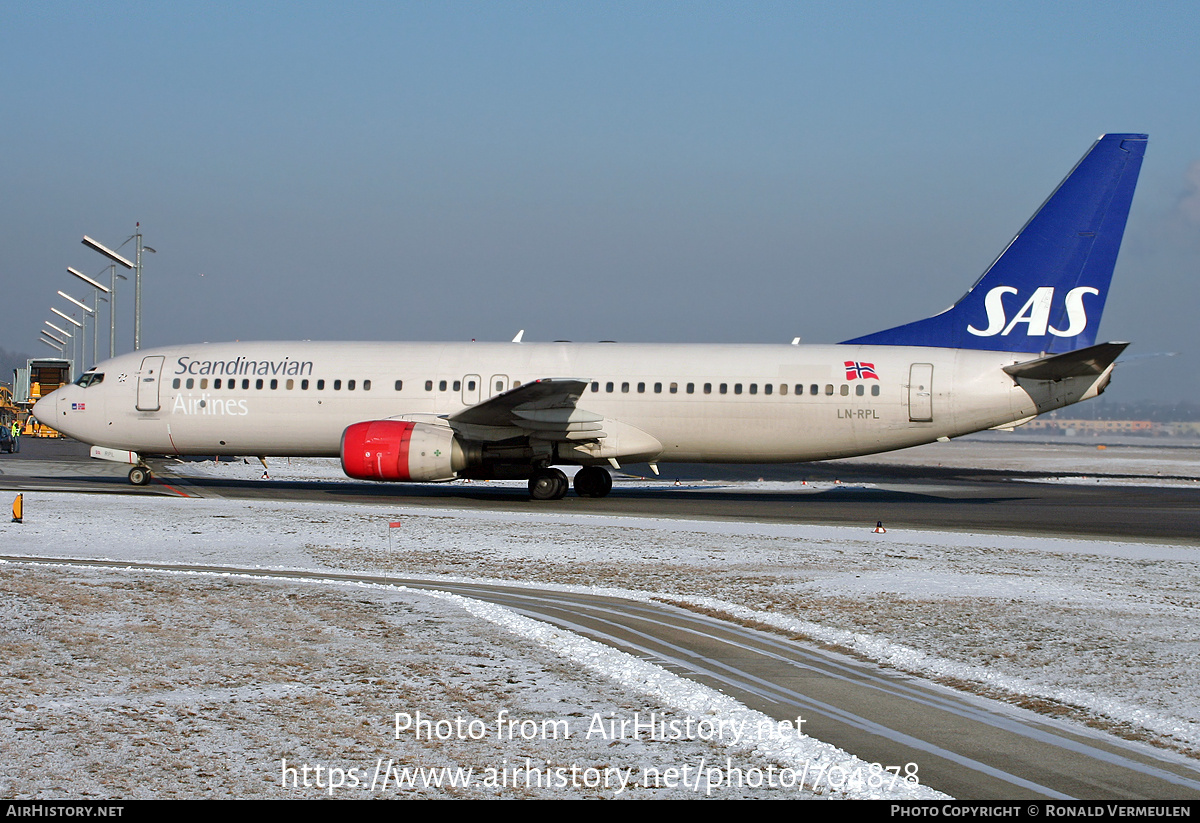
843, 134, 1147, 353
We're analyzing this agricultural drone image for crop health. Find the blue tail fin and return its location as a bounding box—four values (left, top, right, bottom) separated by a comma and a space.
843, 133, 1147, 353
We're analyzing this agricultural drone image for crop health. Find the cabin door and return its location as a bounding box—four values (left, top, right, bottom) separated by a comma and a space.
908, 363, 933, 422
136, 356, 165, 412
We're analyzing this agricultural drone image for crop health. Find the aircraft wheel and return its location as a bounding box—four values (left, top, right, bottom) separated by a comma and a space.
529, 468, 569, 500
129, 466, 152, 486
574, 466, 613, 498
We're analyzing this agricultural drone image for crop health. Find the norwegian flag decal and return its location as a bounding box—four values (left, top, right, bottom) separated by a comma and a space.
844, 361, 878, 380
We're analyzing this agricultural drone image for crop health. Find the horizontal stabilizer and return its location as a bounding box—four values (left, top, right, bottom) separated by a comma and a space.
1002, 342, 1128, 381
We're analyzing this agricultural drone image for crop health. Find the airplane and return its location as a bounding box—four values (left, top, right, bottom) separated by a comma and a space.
35, 133, 1147, 500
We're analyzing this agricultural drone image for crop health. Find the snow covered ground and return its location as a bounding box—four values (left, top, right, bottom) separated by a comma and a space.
2, 449, 1199, 799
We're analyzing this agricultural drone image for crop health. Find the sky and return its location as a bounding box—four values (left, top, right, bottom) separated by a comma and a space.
3, 1, 1199, 403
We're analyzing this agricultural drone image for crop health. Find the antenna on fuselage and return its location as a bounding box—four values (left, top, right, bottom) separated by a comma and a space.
512, 330, 525, 343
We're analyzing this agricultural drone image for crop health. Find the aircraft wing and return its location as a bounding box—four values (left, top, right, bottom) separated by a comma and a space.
448, 378, 606, 441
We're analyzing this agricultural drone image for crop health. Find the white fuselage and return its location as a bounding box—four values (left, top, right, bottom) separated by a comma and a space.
36, 340, 1100, 466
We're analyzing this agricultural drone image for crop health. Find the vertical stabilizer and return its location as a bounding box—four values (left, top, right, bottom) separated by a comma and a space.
843, 134, 1147, 353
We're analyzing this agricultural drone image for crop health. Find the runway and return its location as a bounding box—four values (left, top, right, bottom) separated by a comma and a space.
3, 437, 1200, 799
6, 437, 1200, 544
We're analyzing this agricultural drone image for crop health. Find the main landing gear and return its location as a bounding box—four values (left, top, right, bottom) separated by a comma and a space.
572, 465, 613, 498
527, 466, 613, 500
128, 466, 152, 486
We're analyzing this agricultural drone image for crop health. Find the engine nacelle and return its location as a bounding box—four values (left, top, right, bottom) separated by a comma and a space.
341, 420, 469, 482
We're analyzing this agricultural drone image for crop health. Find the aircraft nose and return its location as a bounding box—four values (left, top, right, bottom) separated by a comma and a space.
31, 392, 54, 425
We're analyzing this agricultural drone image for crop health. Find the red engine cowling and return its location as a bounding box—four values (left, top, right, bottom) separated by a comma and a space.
341, 421, 465, 482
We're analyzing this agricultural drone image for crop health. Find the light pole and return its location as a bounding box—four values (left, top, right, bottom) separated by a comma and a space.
44, 321, 72, 346
81, 233, 135, 349
133, 224, 156, 351
68, 267, 111, 362
50, 308, 82, 375
95, 294, 108, 359
58, 290, 95, 369
43, 325, 70, 370
109, 265, 127, 358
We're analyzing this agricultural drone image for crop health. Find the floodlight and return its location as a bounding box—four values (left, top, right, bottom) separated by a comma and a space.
68, 266, 111, 293
82, 235, 134, 268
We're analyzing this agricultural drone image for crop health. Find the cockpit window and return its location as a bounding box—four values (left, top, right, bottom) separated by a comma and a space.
75, 372, 104, 388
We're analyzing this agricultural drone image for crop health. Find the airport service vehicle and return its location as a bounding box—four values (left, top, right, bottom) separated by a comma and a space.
36, 134, 1147, 499
13, 358, 72, 437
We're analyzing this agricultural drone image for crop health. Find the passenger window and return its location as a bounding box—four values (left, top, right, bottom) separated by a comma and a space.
591, 382, 599, 392
302, 379, 310, 390
810, 384, 818, 395
720, 384, 728, 394
465, 380, 473, 391
764, 384, 773, 395
606, 382, 614, 393
286, 379, 294, 390
394, 380, 403, 391
621, 382, 630, 393
256, 379, 264, 390
270, 379, 278, 390
824, 384, 833, 395
686, 383, 694, 394
871, 385, 880, 396
856, 384, 864, 396
654, 382, 662, 393
214, 379, 222, 389
364, 380, 371, 391
704, 383, 712, 394
186, 378, 194, 389
669, 382, 678, 394
638, 382, 645, 393
425, 380, 433, 391
348, 380, 356, 390
840, 384, 849, 396
172, 378, 180, 389
452, 380, 460, 391
243, 379, 251, 390
749, 384, 757, 395
734, 384, 742, 395
439, 380, 447, 391
316, 379, 324, 390
199, 379, 207, 389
